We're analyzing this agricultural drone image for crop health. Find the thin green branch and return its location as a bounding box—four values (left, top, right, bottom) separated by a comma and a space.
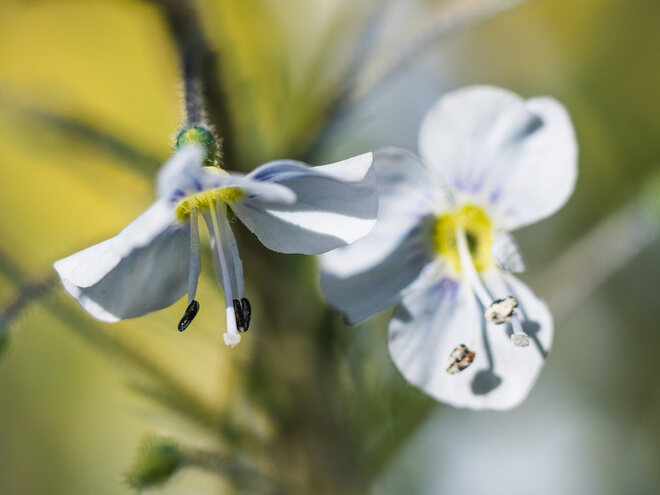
0, 95, 161, 177
0, 273, 58, 328
0, 250, 222, 430
0, 248, 272, 468
182, 447, 292, 495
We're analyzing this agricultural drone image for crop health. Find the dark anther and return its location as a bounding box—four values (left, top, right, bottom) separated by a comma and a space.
233, 298, 252, 333
178, 300, 200, 332
240, 297, 251, 332
233, 299, 244, 331
445, 344, 476, 374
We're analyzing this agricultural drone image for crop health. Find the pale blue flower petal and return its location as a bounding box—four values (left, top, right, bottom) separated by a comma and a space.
54, 200, 189, 322
388, 269, 552, 410
197, 173, 296, 205
490, 231, 525, 273
231, 153, 378, 254
320, 148, 444, 323
479, 270, 553, 408
156, 145, 206, 199
157, 145, 295, 205
419, 85, 577, 230
54, 200, 177, 289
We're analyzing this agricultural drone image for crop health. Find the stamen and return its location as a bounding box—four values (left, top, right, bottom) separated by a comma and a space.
509, 316, 530, 348
178, 300, 200, 332
232, 298, 252, 333
240, 297, 251, 331
456, 228, 493, 310
511, 332, 530, 347
208, 204, 240, 347
485, 296, 518, 324
187, 208, 201, 304
445, 344, 476, 374
485, 296, 529, 347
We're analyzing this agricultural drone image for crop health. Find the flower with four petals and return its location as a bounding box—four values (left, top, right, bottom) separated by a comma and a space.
320, 86, 577, 409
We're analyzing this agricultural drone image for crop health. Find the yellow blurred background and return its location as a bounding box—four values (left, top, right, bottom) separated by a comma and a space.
0, 0, 658, 493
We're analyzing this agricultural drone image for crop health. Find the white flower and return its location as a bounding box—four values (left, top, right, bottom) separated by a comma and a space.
320, 86, 577, 409
55, 134, 377, 347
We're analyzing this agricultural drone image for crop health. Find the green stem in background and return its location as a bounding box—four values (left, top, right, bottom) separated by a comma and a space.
125, 433, 291, 494
183, 447, 292, 495
0, 251, 219, 433
0, 255, 58, 357
0, 250, 271, 471
0, 273, 58, 329
0, 95, 161, 178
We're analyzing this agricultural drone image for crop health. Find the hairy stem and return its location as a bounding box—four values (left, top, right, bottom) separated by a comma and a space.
182, 51, 203, 126
150, 0, 234, 163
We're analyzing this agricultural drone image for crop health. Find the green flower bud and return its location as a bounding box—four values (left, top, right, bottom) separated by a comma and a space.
124, 436, 181, 490
175, 125, 219, 168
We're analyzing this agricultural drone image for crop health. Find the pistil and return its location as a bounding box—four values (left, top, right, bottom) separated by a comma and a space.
456, 228, 495, 317
456, 228, 529, 348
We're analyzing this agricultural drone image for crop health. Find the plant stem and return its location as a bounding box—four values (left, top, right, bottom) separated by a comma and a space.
152, 0, 235, 164
0, 250, 222, 430
182, 51, 203, 126
182, 447, 292, 495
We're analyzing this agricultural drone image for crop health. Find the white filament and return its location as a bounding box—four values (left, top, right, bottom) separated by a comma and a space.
187, 208, 201, 304
209, 204, 240, 347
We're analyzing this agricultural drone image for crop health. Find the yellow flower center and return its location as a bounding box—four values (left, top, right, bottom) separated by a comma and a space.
175, 167, 244, 220
433, 204, 494, 273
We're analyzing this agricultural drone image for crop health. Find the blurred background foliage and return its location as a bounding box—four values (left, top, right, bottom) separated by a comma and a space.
0, 0, 658, 493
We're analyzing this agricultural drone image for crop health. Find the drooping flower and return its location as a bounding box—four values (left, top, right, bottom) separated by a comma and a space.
55, 126, 377, 347
320, 86, 577, 409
